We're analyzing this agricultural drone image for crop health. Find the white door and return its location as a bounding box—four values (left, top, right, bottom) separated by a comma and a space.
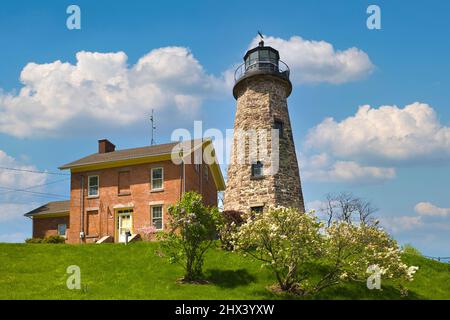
118, 213, 132, 243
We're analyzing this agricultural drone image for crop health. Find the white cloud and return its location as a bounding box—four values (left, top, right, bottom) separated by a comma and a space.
0, 150, 48, 223
305, 102, 450, 164
380, 215, 423, 233
305, 200, 327, 212
0, 203, 38, 222
415, 202, 450, 217
0, 47, 228, 138
0, 150, 47, 190
300, 153, 395, 183
249, 35, 374, 84
0, 36, 375, 138
381, 201, 450, 235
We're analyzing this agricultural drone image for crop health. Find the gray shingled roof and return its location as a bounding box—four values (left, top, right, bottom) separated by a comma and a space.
24, 200, 70, 217
59, 139, 203, 170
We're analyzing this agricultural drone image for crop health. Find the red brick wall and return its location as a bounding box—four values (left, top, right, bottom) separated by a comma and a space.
32, 216, 69, 239
67, 159, 218, 244
184, 163, 218, 207
183, 147, 219, 207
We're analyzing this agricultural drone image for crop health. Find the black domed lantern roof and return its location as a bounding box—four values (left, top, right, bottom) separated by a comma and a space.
233, 39, 291, 98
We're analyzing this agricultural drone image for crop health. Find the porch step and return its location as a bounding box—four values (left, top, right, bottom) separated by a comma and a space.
96, 235, 113, 244
128, 234, 141, 242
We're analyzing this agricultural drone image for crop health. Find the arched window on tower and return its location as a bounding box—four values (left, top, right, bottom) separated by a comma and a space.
274, 119, 284, 138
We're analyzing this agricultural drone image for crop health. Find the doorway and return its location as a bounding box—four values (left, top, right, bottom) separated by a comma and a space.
116, 209, 133, 243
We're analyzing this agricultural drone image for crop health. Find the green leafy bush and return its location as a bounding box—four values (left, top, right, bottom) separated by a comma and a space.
43, 235, 66, 244
25, 238, 43, 244
160, 192, 220, 282
26, 236, 65, 244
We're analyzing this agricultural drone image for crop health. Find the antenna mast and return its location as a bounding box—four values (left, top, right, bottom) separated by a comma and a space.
150, 109, 156, 146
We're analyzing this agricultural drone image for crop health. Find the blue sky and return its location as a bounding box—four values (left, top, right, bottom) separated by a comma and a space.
0, 0, 449, 255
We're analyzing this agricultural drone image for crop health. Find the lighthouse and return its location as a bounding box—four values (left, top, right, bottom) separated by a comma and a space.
223, 39, 305, 213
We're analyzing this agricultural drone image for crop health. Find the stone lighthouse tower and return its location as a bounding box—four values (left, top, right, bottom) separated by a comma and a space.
223, 40, 305, 213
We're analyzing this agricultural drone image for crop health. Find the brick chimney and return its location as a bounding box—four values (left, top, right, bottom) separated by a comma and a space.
98, 139, 116, 154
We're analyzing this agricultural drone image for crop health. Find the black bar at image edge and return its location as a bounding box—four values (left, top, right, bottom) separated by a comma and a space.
0, 300, 449, 318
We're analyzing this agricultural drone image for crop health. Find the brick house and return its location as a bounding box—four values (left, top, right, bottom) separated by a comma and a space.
24, 200, 70, 239
24, 138, 225, 244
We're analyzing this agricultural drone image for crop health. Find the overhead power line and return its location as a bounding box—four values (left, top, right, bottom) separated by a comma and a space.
0, 177, 70, 196
0, 186, 67, 199
0, 166, 69, 176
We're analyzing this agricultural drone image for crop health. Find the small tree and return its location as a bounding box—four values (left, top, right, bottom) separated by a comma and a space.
160, 192, 220, 282
234, 208, 417, 295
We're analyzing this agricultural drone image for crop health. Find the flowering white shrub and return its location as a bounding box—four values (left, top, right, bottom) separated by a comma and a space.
234, 208, 323, 292
322, 222, 417, 294
406, 266, 419, 281
233, 208, 417, 295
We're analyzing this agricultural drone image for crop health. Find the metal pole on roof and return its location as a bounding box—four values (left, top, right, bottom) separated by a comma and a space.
150, 109, 156, 146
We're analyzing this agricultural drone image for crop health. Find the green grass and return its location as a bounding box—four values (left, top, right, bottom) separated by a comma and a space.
0, 242, 449, 300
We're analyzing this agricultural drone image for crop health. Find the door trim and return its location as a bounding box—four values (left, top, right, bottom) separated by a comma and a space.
115, 208, 133, 243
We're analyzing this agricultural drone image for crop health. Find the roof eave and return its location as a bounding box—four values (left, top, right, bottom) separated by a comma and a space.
58, 151, 181, 171
58, 138, 226, 191
26, 211, 70, 219
59, 139, 208, 171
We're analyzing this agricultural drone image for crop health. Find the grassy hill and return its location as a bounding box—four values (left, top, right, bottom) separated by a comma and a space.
0, 242, 449, 300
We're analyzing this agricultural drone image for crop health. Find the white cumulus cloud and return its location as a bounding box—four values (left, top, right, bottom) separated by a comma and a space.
0, 203, 38, 223
415, 202, 450, 217
0, 47, 228, 138
0, 150, 47, 190
249, 35, 374, 84
300, 152, 395, 183
380, 216, 423, 233
0, 150, 49, 222
305, 102, 450, 164
380, 201, 450, 236
0, 36, 375, 138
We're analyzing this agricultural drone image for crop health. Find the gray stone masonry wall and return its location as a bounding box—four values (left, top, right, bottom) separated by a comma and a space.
223, 74, 305, 213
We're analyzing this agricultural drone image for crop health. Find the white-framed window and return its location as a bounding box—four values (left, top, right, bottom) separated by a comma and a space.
151, 167, 164, 190
57, 224, 67, 237
88, 175, 99, 197
151, 205, 163, 230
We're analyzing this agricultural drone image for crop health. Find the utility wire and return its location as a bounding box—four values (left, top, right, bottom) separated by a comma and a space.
0, 186, 67, 199
0, 166, 69, 176
0, 177, 70, 196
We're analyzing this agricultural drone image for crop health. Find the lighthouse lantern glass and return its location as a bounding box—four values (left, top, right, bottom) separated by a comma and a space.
244, 47, 280, 74
259, 49, 269, 60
